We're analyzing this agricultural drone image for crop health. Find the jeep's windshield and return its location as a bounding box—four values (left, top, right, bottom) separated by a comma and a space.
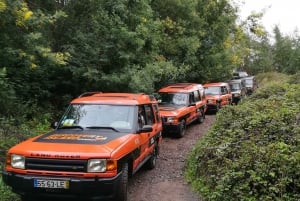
58, 104, 135, 130
204, 87, 220, 95
230, 83, 241, 91
158, 93, 188, 106
244, 79, 253, 87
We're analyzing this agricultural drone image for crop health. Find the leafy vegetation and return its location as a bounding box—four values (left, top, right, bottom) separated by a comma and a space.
185, 73, 300, 201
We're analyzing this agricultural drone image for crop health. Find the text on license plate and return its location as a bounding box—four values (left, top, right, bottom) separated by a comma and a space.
34, 179, 69, 189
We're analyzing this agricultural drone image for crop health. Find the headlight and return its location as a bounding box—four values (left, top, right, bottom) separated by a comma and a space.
166, 117, 175, 123
11, 154, 25, 169
87, 159, 106, 172
207, 99, 214, 104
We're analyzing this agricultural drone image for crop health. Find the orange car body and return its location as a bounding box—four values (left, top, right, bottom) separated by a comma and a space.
157, 83, 206, 137
2, 92, 162, 201
203, 82, 232, 112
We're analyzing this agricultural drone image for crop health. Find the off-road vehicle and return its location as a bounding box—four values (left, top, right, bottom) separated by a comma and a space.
157, 83, 206, 137
243, 76, 258, 95
232, 71, 249, 79
2, 92, 163, 201
203, 82, 232, 113
227, 79, 247, 105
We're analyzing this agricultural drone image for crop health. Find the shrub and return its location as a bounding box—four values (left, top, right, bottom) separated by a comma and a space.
185, 79, 300, 201
0, 115, 52, 201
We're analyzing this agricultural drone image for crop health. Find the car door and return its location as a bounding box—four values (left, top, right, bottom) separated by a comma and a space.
137, 105, 156, 163
187, 91, 200, 123
221, 86, 230, 105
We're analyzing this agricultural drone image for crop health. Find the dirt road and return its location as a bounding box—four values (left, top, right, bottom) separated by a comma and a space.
128, 115, 216, 201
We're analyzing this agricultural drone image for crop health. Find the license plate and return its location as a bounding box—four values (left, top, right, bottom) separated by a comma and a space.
34, 179, 69, 189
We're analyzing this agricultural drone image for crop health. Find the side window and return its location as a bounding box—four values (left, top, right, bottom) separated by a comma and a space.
153, 104, 161, 123
193, 90, 200, 102
220, 87, 225, 95
144, 104, 154, 125
226, 85, 231, 93
189, 93, 194, 104
138, 106, 146, 128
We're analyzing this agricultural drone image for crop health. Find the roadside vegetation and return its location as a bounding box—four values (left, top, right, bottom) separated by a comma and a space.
1, 0, 300, 200
185, 72, 300, 200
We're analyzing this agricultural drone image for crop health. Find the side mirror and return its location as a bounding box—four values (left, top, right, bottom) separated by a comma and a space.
138, 125, 153, 133
50, 122, 58, 129
189, 103, 196, 106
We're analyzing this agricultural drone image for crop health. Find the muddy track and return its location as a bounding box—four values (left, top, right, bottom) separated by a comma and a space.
128, 115, 216, 201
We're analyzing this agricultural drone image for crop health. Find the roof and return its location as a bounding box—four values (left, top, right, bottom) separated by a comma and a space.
71, 92, 157, 105
158, 83, 204, 93
227, 79, 244, 84
242, 76, 255, 80
203, 82, 229, 87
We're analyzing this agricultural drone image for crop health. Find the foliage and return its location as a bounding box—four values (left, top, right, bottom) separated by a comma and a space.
185, 74, 300, 201
0, 68, 17, 117
255, 72, 290, 88
273, 26, 300, 74
0, 0, 69, 116
1, 0, 300, 120
0, 113, 51, 201
0, 178, 20, 201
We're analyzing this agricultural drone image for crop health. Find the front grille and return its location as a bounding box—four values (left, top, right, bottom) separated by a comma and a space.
26, 158, 87, 172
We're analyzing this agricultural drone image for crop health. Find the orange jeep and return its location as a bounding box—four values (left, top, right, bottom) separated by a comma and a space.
2, 92, 163, 201
157, 83, 206, 137
203, 82, 232, 113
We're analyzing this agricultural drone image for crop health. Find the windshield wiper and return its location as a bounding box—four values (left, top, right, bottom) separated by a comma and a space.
86, 126, 120, 132
59, 125, 84, 130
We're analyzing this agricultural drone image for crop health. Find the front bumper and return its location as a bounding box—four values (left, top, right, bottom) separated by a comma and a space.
206, 104, 218, 111
2, 170, 122, 200
162, 123, 181, 134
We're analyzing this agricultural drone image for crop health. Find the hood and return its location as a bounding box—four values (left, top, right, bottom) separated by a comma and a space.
205, 94, 221, 100
231, 90, 241, 94
158, 104, 186, 117
8, 129, 134, 159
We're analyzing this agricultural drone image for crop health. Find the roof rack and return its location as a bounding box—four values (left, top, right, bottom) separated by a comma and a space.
78, 92, 102, 98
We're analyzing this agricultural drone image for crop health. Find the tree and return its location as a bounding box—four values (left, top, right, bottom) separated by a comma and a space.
273, 26, 300, 74
151, 0, 238, 82
0, 0, 69, 115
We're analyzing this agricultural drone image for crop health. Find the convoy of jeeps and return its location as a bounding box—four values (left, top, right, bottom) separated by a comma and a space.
2, 71, 257, 201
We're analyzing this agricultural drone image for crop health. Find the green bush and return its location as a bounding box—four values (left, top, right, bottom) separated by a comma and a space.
0, 115, 52, 201
185, 78, 300, 201
0, 179, 20, 201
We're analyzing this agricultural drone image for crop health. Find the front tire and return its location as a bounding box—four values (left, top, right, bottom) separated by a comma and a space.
215, 103, 220, 113
197, 109, 205, 123
114, 163, 128, 201
147, 145, 158, 169
177, 120, 186, 138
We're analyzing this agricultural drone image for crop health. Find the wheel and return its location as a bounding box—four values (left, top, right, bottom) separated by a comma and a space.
147, 145, 158, 169
215, 103, 220, 113
114, 163, 128, 201
197, 109, 205, 124
177, 120, 186, 138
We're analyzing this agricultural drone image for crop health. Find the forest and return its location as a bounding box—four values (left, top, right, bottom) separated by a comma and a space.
0, 0, 300, 200
1, 0, 300, 120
